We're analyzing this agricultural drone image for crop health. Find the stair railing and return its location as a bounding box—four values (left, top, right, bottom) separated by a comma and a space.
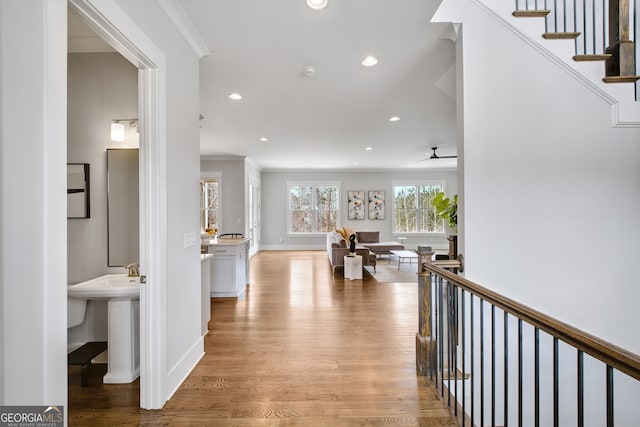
416, 246, 640, 427
514, 0, 638, 84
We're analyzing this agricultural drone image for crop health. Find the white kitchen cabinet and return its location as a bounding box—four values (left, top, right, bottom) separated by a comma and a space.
204, 238, 250, 298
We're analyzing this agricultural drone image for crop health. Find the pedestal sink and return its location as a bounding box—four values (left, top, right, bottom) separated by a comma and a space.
68, 274, 140, 384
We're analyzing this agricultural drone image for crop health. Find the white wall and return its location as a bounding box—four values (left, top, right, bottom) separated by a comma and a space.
200, 157, 247, 235
109, 0, 204, 403
436, 0, 640, 355
261, 169, 458, 251
0, 0, 68, 409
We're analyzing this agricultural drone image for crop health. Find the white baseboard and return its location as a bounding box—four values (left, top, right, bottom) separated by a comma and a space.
260, 245, 324, 251
164, 336, 204, 403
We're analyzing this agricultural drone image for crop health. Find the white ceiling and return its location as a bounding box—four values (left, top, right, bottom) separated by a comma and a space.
69, 1, 458, 170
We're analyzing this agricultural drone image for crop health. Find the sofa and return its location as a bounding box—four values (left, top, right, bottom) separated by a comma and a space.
326, 230, 377, 274
354, 231, 405, 256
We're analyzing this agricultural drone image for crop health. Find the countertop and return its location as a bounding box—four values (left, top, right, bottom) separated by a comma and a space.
201, 237, 250, 246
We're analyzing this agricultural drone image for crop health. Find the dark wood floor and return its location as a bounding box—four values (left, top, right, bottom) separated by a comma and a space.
69, 250, 457, 426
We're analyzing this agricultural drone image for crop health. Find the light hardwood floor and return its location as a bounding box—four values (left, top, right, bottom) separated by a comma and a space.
69, 250, 457, 426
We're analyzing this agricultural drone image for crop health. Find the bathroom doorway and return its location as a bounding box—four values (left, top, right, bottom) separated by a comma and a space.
68, 0, 166, 409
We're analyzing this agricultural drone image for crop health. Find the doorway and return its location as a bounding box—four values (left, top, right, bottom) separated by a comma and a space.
248, 179, 261, 256
69, 0, 165, 409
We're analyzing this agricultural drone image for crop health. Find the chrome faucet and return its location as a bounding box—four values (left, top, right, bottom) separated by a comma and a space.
125, 263, 139, 277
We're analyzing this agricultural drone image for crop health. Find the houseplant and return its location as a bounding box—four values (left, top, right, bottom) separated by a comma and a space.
433, 192, 457, 232
434, 192, 458, 260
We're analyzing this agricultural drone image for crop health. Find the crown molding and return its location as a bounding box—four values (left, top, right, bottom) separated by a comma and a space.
158, 0, 210, 59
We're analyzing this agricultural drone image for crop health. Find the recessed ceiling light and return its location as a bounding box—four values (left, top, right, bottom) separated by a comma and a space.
306, 0, 328, 10
361, 55, 378, 67
228, 93, 242, 100
259, 137, 268, 142
365, 147, 373, 151
389, 116, 401, 122
353, 162, 359, 166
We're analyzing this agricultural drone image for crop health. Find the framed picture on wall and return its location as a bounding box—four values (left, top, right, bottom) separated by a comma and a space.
368, 190, 385, 220
347, 190, 365, 220
67, 163, 90, 219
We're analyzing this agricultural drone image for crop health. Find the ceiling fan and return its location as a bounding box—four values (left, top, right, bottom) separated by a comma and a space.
417, 146, 457, 161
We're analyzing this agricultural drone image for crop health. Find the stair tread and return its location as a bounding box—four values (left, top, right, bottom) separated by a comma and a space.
602, 76, 640, 83
573, 54, 612, 61
512, 10, 551, 17
543, 32, 581, 39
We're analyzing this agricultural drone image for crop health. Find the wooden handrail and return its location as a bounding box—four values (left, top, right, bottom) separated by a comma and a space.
420, 263, 640, 382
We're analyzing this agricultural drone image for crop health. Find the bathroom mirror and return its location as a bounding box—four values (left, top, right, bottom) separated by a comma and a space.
107, 149, 139, 267
67, 163, 90, 218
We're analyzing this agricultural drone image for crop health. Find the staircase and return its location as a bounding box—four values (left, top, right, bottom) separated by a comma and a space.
513, 0, 639, 95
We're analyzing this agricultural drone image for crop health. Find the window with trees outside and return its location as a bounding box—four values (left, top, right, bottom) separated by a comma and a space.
393, 182, 445, 234
200, 178, 219, 232
288, 182, 340, 234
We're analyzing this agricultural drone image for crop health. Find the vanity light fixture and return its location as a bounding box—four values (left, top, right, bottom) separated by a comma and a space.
228, 93, 242, 100
110, 122, 125, 142
306, 0, 328, 10
361, 55, 378, 67
389, 116, 401, 122
110, 119, 138, 141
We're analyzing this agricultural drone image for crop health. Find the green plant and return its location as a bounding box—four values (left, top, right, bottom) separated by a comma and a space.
433, 192, 457, 231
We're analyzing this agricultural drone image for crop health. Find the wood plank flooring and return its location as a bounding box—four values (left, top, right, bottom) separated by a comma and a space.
69, 250, 457, 426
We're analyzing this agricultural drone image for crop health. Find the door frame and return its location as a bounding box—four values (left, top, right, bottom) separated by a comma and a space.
69, 0, 167, 409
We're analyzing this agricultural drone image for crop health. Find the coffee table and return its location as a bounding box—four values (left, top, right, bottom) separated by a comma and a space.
390, 249, 418, 270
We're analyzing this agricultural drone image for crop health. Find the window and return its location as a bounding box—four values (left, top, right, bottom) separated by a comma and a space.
200, 177, 219, 232
288, 182, 340, 234
393, 182, 444, 234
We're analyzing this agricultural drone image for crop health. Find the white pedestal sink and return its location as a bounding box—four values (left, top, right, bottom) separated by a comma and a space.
68, 274, 140, 384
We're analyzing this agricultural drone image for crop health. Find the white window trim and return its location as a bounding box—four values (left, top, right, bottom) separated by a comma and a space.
286, 180, 341, 236
201, 172, 222, 233
391, 180, 447, 236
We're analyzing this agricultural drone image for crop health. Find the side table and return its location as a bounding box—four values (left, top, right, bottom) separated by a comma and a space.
344, 254, 363, 280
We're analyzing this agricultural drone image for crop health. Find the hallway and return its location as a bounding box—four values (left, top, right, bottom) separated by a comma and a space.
69, 251, 457, 426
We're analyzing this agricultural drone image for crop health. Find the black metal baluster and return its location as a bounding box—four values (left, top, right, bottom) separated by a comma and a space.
563, 0, 568, 31
577, 350, 584, 427
447, 282, 452, 406
440, 277, 445, 397
601, 0, 606, 54
434, 276, 440, 389
518, 319, 523, 427
453, 284, 458, 417
553, 337, 559, 427
592, 0, 596, 54
606, 365, 614, 427
535, 328, 540, 427
545, 0, 549, 32
471, 294, 475, 426
481, 299, 485, 427
491, 305, 496, 427
574, 0, 579, 54
462, 290, 466, 427
554, 0, 559, 32
583, 0, 588, 54
504, 312, 509, 427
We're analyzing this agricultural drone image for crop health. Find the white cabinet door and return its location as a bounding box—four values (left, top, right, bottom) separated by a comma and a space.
210, 255, 236, 296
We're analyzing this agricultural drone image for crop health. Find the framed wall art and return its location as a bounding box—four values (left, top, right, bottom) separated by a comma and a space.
67, 163, 90, 219
368, 190, 385, 220
347, 190, 365, 220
